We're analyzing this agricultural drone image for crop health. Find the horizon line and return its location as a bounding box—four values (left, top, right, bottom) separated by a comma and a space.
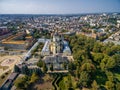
0, 12, 120, 15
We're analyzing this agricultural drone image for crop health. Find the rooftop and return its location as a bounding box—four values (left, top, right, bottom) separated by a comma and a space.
8, 72, 18, 80
41, 40, 50, 52
2, 41, 26, 44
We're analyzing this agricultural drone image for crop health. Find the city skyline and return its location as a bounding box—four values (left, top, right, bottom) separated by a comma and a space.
0, 0, 120, 14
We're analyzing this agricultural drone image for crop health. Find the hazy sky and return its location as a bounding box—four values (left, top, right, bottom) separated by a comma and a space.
0, 0, 120, 14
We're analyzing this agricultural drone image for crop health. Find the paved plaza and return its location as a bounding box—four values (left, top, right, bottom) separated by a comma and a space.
0, 55, 23, 76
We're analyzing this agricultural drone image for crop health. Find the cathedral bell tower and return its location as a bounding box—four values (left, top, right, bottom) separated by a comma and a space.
50, 31, 63, 54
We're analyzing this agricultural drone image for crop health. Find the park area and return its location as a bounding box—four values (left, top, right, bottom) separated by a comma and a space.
0, 55, 22, 69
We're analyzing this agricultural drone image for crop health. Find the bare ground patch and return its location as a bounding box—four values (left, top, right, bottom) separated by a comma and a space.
28, 74, 54, 90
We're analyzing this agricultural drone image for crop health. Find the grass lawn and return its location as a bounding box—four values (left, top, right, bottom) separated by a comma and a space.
0, 65, 8, 70
0, 70, 11, 87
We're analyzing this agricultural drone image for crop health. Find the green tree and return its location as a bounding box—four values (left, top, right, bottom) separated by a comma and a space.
14, 76, 30, 89
79, 71, 90, 87
14, 77, 25, 89
106, 57, 116, 70
92, 53, 104, 64
63, 62, 67, 70
30, 73, 39, 83
105, 71, 114, 82
93, 42, 102, 53
21, 65, 29, 75
14, 65, 20, 72
67, 74, 73, 89
100, 55, 116, 71
68, 62, 75, 72
81, 62, 96, 73
116, 82, 120, 90
105, 81, 115, 90
76, 66, 80, 78
100, 62, 106, 71
37, 60, 43, 68
43, 62, 48, 73
91, 80, 99, 90
50, 64, 53, 71
113, 54, 120, 67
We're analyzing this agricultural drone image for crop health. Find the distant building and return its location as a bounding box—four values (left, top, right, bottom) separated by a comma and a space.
104, 31, 120, 45
1, 32, 34, 50
0, 47, 4, 52
0, 26, 10, 36
117, 20, 120, 28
